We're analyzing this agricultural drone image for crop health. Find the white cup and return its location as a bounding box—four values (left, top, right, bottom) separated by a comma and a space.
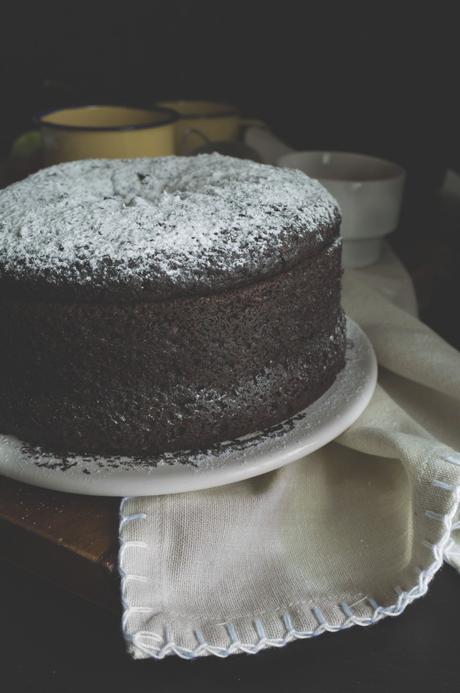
278, 151, 406, 268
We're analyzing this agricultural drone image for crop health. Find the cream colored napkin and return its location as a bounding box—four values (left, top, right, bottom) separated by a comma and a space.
119, 259, 460, 660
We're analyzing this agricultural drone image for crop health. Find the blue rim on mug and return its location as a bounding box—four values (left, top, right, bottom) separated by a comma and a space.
35, 105, 178, 132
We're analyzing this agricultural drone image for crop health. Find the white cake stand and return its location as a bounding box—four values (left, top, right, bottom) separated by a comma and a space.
0, 318, 376, 497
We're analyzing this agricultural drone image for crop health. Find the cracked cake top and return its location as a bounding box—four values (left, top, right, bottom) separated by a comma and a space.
0, 154, 340, 301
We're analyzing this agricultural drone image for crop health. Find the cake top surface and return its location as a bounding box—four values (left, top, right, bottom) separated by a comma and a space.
0, 154, 340, 301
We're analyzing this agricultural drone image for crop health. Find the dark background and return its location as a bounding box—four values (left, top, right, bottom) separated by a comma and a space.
1, 3, 459, 690
1, 3, 459, 186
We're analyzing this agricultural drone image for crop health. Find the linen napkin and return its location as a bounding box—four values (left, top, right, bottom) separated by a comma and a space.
119, 260, 460, 660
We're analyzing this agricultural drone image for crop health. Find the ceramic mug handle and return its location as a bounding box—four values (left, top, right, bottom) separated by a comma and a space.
179, 128, 211, 155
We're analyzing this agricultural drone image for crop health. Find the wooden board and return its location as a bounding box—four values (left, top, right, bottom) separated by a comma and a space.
0, 476, 120, 611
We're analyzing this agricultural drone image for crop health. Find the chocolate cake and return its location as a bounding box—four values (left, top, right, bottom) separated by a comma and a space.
0, 154, 345, 455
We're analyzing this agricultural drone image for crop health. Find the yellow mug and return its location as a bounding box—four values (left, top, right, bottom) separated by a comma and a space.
37, 105, 177, 165
156, 100, 240, 155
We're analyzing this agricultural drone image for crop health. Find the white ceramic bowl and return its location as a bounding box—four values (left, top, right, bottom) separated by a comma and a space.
278, 151, 406, 268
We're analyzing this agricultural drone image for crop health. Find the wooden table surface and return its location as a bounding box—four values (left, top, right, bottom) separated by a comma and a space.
0, 183, 459, 615
0, 476, 120, 610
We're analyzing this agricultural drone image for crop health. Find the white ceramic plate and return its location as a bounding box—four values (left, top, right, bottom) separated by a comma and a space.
0, 319, 376, 497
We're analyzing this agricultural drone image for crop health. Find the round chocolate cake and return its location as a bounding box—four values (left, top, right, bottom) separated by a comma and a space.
0, 154, 345, 455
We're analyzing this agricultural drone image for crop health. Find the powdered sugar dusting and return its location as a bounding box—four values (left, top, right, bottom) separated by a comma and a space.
0, 154, 340, 299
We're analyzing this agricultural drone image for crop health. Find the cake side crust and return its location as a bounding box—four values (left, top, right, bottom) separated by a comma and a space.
0, 238, 345, 455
